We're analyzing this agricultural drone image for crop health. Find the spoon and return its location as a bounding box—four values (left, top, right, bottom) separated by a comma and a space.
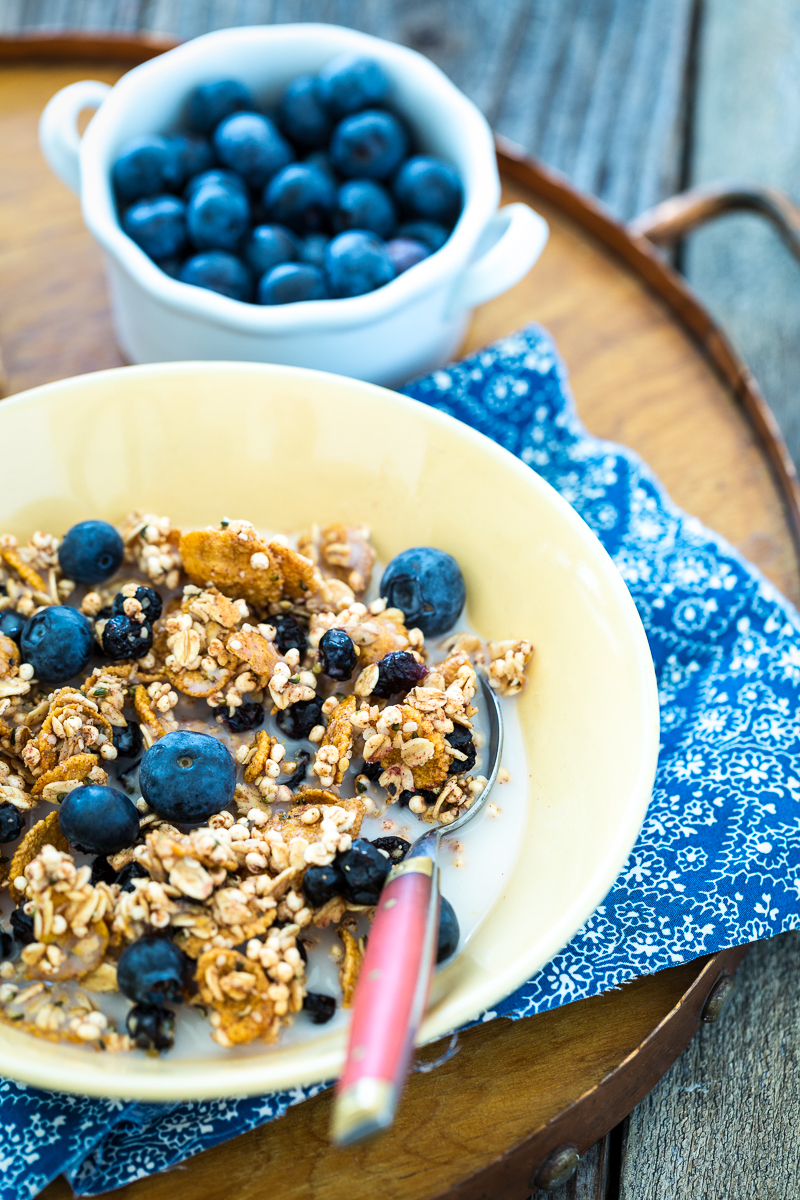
330, 674, 504, 1146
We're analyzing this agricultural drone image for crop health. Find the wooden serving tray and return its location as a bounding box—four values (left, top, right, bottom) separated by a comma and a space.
1, 34, 798, 1200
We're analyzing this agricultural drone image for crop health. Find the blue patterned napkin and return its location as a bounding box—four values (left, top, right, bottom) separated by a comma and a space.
5, 323, 800, 1198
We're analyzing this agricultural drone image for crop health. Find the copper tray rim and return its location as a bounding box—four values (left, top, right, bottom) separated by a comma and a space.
2, 30, 788, 1197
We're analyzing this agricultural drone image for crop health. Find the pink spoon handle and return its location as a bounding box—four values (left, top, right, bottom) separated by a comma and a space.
331, 854, 439, 1145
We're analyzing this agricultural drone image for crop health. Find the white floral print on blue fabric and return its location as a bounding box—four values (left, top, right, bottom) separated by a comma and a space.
3, 323, 799, 1197
403, 324, 800, 1016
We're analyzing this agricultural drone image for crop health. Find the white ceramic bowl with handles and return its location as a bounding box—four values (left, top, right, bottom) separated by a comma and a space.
39, 24, 549, 386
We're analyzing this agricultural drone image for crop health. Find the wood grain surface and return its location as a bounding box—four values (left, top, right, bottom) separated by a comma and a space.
621, 932, 800, 1200
39, 952, 742, 1200
1, 26, 799, 1199
684, 0, 800, 470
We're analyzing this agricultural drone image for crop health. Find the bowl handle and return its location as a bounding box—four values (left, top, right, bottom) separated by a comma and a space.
446, 203, 549, 316
39, 80, 112, 194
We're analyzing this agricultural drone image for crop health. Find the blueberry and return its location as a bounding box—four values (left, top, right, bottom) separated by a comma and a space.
188, 80, 254, 135
59, 784, 140, 855
101, 614, 154, 662
324, 231, 395, 298
299, 233, 330, 268
59, 520, 124, 584
333, 179, 396, 238
167, 134, 215, 184
397, 221, 450, 252
112, 722, 143, 761
272, 614, 308, 655
139, 729, 236, 824
445, 724, 476, 774
283, 748, 311, 788
244, 224, 300, 275
437, 894, 459, 963
398, 787, 437, 809
371, 650, 428, 698
302, 862, 345, 907
385, 237, 429, 275
222, 700, 264, 733
0, 610, 26, 644
371, 835, 410, 862
111, 585, 163, 623
186, 182, 251, 251
318, 628, 357, 680
316, 55, 389, 117
10, 907, 34, 945
359, 759, 383, 783
20, 607, 94, 683
0, 802, 24, 842
276, 697, 324, 740
338, 839, 391, 905
123, 195, 188, 261
278, 75, 332, 149
126, 1002, 176, 1052
112, 135, 182, 202
380, 547, 465, 637
257, 263, 327, 304
302, 992, 336, 1024
330, 110, 408, 180
117, 861, 150, 892
184, 168, 249, 201
117, 936, 188, 1007
90, 855, 118, 886
180, 251, 252, 301
0, 927, 12, 960
213, 113, 295, 189
393, 156, 462, 224
264, 163, 336, 234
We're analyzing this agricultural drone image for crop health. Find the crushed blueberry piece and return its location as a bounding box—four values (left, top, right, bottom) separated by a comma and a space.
446, 725, 477, 774
302, 992, 337, 1024
283, 748, 311, 788
371, 650, 428, 698
318, 628, 357, 680
102, 614, 154, 661
0, 803, 25, 843
371, 836, 411, 862
126, 1003, 176, 1052
10, 908, 34, 945
272, 613, 308, 655
276, 697, 324, 740
222, 700, 265, 733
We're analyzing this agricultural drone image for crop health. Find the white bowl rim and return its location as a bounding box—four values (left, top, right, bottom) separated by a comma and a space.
0, 361, 659, 1100
80, 24, 501, 336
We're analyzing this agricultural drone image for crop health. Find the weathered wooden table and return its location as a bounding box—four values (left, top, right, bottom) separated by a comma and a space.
2, 4, 800, 1196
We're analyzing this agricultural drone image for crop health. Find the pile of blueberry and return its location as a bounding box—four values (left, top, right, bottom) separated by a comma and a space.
111, 53, 463, 304
4, 520, 167, 688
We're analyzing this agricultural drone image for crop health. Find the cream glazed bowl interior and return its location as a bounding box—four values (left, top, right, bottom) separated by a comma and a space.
0, 362, 658, 1101
39, 23, 549, 386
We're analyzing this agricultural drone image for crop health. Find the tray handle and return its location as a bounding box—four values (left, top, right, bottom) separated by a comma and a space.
39, 79, 112, 194
628, 181, 800, 266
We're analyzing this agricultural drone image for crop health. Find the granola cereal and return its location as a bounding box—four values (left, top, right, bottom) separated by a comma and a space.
0, 510, 532, 1056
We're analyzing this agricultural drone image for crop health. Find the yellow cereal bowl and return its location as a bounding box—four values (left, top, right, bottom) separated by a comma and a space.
0, 362, 658, 1100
